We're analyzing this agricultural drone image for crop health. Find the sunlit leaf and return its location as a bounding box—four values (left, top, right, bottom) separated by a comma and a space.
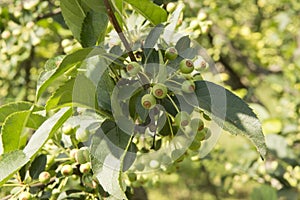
143, 24, 164, 59
96, 69, 115, 112
60, 0, 108, 47
80, 10, 108, 47
0, 150, 29, 186
124, 0, 167, 25
0, 102, 47, 139
192, 81, 267, 159
23, 108, 72, 159
1, 111, 31, 153
91, 120, 135, 199
46, 74, 97, 111
37, 47, 104, 100
0, 101, 43, 124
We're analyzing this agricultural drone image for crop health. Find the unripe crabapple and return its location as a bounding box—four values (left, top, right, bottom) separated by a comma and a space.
80, 162, 91, 174
194, 56, 209, 71
165, 47, 178, 60
179, 59, 194, 74
152, 83, 168, 99
38, 171, 51, 184
166, 2, 176, 13
182, 80, 195, 93
62, 124, 75, 135
126, 62, 141, 76
141, 94, 156, 109
18, 191, 31, 200
76, 147, 90, 164
61, 164, 73, 176
174, 111, 191, 127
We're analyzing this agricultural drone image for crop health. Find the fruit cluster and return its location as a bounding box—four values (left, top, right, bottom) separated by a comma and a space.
123, 124, 212, 188
117, 46, 212, 182
13, 142, 102, 200
123, 47, 208, 111
12, 44, 211, 199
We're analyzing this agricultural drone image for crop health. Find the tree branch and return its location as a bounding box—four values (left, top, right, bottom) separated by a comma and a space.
201, 165, 221, 200
207, 31, 247, 90
103, 0, 136, 62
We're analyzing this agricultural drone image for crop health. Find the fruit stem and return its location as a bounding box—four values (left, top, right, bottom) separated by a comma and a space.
55, 157, 71, 162
167, 115, 174, 138
166, 71, 180, 81
52, 139, 71, 156
2, 183, 24, 187
165, 59, 169, 65
167, 94, 180, 113
103, 0, 137, 62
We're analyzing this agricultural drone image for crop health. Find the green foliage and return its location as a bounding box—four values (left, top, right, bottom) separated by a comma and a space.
124, 0, 167, 25
251, 185, 278, 200
0, 108, 71, 185
96, 69, 116, 111
23, 108, 72, 158
60, 0, 108, 47
46, 74, 97, 111
0, 102, 44, 125
91, 120, 134, 199
0, 102, 32, 123
0, 150, 29, 186
36, 47, 103, 100
2, 111, 31, 153
2, 0, 299, 199
194, 81, 267, 158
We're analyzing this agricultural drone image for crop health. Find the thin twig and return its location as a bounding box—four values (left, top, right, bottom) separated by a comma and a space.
103, 0, 136, 61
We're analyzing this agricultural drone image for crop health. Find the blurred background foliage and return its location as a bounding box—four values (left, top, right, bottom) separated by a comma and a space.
0, 0, 299, 199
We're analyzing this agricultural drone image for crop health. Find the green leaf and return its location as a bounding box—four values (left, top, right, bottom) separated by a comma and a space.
44, 55, 65, 71
84, 0, 106, 10
113, 0, 123, 13
174, 36, 197, 59
251, 185, 277, 200
193, 81, 267, 159
175, 36, 190, 53
124, 0, 167, 25
46, 74, 97, 111
0, 101, 41, 124
26, 113, 47, 130
1, 111, 31, 153
91, 120, 135, 199
143, 24, 164, 60
80, 10, 108, 47
0, 102, 47, 131
23, 108, 72, 159
29, 154, 47, 179
73, 74, 98, 109
60, 0, 108, 47
0, 102, 31, 123
60, 0, 86, 42
96, 69, 115, 111
0, 150, 30, 186
36, 47, 104, 100
144, 24, 164, 49
112, 0, 124, 26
